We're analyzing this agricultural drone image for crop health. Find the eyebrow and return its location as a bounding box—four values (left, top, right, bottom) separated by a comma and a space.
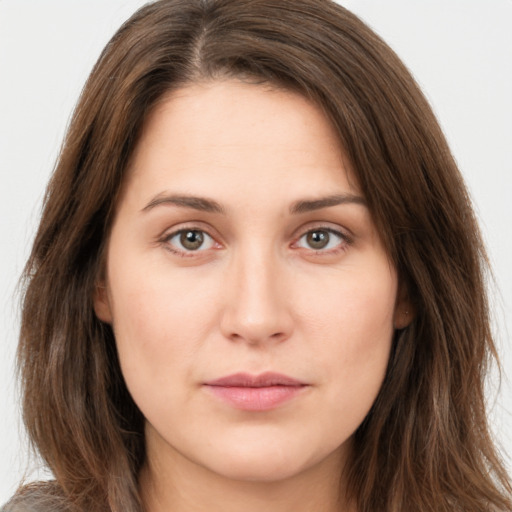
141, 192, 366, 215
142, 194, 225, 214
290, 194, 366, 214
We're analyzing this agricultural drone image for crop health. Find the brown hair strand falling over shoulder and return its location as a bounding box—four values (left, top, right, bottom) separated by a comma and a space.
14, 1, 512, 511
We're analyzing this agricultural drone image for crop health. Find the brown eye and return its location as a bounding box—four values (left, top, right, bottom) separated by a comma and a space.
180, 230, 204, 250
296, 228, 347, 252
306, 230, 330, 250
166, 229, 215, 253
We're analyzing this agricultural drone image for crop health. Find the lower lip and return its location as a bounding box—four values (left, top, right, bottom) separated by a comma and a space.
204, 385, 306, 411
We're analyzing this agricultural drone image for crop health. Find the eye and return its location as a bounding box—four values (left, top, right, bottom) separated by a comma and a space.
295, 228, 348, 252
165, 229, 216, 252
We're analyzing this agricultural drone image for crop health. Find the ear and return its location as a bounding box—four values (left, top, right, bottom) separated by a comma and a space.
93, 280, 113, 324
393, 282, 414, 330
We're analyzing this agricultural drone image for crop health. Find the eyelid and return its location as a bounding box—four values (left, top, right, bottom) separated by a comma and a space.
158, 222, 223, 256
168, 229, 215, 250
156, 221, 353, 257
291, 224, 353, 253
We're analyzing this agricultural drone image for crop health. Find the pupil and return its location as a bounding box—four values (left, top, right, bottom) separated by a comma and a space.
307, 230, 329, 249
180, 230, 204, 250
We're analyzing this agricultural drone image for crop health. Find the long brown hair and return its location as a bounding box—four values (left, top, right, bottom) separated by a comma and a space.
12, 0, 511, 511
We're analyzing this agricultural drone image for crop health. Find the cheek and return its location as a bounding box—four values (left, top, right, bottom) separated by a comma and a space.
302, 266, 396, 416
106, 259, 220, 399
302, 262, 396, 336
109, 247, 218, 337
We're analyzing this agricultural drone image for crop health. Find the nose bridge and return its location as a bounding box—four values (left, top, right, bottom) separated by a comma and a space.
221, 240, 292, 344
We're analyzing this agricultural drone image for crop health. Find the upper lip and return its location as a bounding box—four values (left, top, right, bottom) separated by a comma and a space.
205, 372, 306, 388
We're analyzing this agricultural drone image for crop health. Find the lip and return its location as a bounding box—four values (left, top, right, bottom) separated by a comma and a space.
203, 372, 309, 411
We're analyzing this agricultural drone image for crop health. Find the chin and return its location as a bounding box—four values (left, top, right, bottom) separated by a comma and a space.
210, 458, 309, 483
198, 435, 346, 484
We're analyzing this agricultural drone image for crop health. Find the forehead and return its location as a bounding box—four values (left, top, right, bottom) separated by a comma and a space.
121, 79, 360, 209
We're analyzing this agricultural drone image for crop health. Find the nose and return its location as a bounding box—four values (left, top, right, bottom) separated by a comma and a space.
219, 246, 294, 346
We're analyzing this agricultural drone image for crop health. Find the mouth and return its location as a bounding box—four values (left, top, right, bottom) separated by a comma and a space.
203, 372, 309, 411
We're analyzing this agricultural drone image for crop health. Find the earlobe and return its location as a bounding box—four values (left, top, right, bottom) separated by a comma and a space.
393, 282, 415, 330
393, 306, 414, 330
93, 281, 113, 324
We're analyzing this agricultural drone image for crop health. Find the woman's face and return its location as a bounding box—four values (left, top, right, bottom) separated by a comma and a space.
95, 80, 409, 483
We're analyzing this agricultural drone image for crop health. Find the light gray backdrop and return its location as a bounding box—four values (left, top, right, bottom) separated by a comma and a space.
1, 0, 511, 501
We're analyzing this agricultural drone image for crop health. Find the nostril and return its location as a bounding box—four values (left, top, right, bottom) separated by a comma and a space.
226, 329, 289, 345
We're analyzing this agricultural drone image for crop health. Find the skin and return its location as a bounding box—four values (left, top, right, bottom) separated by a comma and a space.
94, 80, 411, 512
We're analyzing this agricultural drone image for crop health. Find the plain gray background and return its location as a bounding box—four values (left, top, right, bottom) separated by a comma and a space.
1, 0, 511, 501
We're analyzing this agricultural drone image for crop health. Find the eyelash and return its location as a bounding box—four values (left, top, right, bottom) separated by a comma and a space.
160, 228, 219, 258
293, 227, 352, 255
159, 226, 352, 258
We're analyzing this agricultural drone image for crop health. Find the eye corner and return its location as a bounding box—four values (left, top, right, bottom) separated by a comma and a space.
159, 227, 222, 258
291, 226, 352, 255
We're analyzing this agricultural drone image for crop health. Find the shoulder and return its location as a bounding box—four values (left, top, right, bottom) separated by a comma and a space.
2, 482, 69, 512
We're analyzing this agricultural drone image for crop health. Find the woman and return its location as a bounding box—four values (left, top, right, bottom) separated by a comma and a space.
4, 0, 511, 511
